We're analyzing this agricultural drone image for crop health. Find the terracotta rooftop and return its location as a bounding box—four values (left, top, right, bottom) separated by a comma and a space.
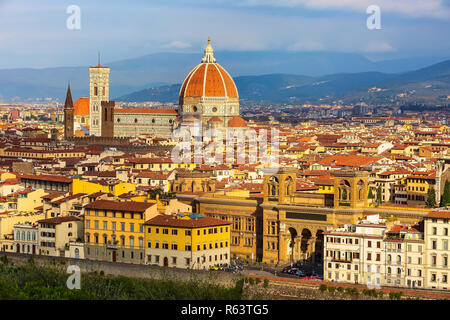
144, 214, 231, 228
84, 199, 155, 212
37, 216, 80, 224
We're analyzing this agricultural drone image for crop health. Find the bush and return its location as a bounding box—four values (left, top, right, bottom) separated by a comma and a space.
319, 284, 327, 292
327, 286, 336, 293
337, 287, 344, 293
248, 278, 255, 285
389, 292, 403, 300
263, 279, 269, 288
99, 270, 105, 276
255, 278, 261, 285
0, 255, 8, 265
378, 291, 385, 298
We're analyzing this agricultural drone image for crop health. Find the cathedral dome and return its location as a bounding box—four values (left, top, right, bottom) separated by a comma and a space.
228, 116, 247, 128
178, 38, 238, 106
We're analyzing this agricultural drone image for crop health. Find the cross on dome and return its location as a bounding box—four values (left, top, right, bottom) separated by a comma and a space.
201, 37, 216, 63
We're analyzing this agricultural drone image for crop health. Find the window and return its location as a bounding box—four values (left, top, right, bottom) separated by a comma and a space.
130, 223, 134, 232
103, 221, 107, 230
185, 244, 192, 251
163, 229, 168, 235
172, 257, 177, 265
171, 243, 178, 250
185, 230, 191, 236
172, 229, 178, 235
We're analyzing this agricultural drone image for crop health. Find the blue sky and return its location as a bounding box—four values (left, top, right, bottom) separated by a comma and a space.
0, 0, 449, 68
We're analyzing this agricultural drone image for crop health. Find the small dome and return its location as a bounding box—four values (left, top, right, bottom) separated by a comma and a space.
74, 97, 90, 116
208, 116, 222, 123
228, 116, 247, 128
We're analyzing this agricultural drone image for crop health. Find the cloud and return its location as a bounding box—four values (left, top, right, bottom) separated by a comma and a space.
364, 41, 396, 53
288, 40, 324, 51
240, 0, 450, 19
162, 41, 192, 49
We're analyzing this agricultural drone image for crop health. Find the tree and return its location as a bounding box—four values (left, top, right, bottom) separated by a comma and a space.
441, 180, 450, 207
425, 187, 436, 208
368, 188, 374, 199
376, 186, 382, 205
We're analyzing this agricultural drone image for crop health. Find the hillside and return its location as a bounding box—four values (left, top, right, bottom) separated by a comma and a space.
0, 52, 446, 103
115, 60, 450, 105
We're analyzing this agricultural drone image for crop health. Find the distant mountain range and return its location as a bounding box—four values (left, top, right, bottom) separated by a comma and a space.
0, 51, 447, 103
116, 60, 450, 105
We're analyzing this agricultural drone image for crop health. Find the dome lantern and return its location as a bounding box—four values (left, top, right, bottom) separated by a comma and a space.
201, 37, 216, 63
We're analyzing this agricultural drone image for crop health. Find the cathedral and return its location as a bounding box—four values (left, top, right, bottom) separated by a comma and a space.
64, 38, 247, 140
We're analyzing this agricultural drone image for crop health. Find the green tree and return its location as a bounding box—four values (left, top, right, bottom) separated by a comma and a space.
425, 187, 436, 208
368, 188, 374, 200
441, 180, 450, 207
376, 186, 382, 205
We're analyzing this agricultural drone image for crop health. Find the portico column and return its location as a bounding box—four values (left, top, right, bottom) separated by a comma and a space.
309, 236, 317, 264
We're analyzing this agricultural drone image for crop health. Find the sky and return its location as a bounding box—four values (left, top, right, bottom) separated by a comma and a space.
0, 0, 449, 68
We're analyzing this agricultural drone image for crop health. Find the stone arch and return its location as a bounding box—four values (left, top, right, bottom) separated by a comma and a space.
314, 229, 324, 264
268, 176, 279, 197
285, 176, 294, 197
357, 179, 365, 200
339, 179, 351, 201
300, 228, 312, 257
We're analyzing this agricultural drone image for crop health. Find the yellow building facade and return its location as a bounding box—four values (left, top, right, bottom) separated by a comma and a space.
144, 213, 231, 269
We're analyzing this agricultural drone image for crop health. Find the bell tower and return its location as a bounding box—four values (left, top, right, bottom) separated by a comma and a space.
89, 54, 110, 136
64, 84, 74, 139
263, 168, 297, 204
332, 170, 369, 208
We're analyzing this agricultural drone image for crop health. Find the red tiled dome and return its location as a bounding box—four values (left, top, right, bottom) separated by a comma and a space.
179, 39, 238, 105
228, 116, 247, 128
73, 97, 90, 116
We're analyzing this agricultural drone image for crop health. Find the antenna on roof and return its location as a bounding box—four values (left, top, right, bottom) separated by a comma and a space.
98, 51, 100, 66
